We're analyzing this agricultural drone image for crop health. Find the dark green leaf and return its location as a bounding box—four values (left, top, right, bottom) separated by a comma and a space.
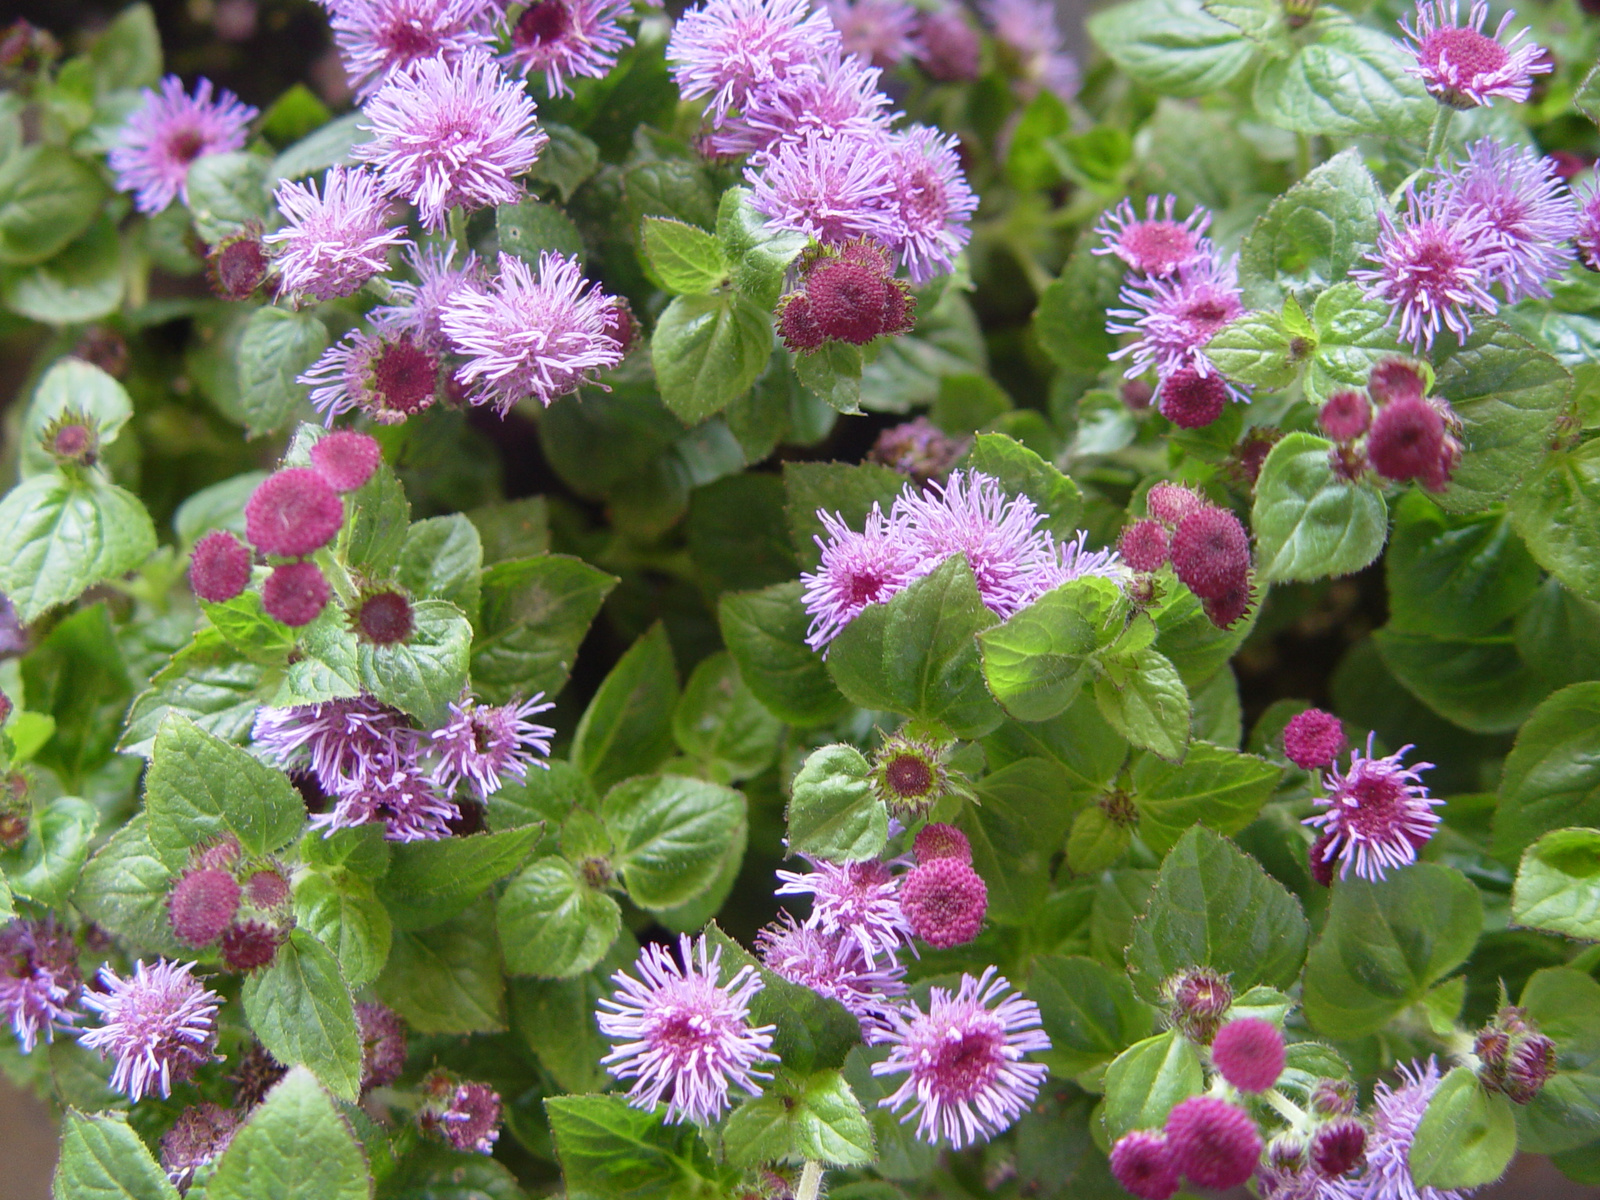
1494, 683, 1600, 863
0, 473, 156, 623
498, 855, 622, 978
671, 651, 783, 782
2, 216, 124, 324
497, 197, 585, 262
1373, 625, 1547, 734
784, 460, 906, 571
652, 292, 774, 424
705, 922, 860, 1072
0, 144, 106, 267
601, 774, 745, 910
572, 623, 679, 793
719, 582, 848, 727
468, 496, 549, 564
472, 554, 618, 704
88, 5, 162, 92
1386, 492, 1540, 638
186, 151, 273, 244
1517, 968, 1600, 1154
398, 514, 483, 620
966, 432, 1084, 539
546, 1094, 727, 1200
962, 758, 1085, 922
242, 931, 364, 1103
529, 122, 600, 202
686, 473, 798, 595
510, 936, 637, 1091
1029, 954, 1155, 1079
53, 1110, 178, 1200
1033, 239, 1123, 374
121, 629, 270, 757
486, 758, 595, 833
293, 871, 392, 990
723, 1070, 875, 1168
1252, 431, 1388, 583
1130, 741, 1280, 855
21, 602, 132, 784
376, 899, 506, 1034
1252, 12, 1431, 138
357, 599, 472, 728
378, 827, 542, 931
1086, 0, 1256, 98
235, 307, 328, 437
1509, 440, 1600, 605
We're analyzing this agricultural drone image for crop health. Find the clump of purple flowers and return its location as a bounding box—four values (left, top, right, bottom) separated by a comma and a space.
0, 918, 81, 1054
1353, 1058, 1472, 1200
755, 912, 907, 1034
1437, 139, 1576, 305
1304, 733, 1441, 883
325, 0, 496, 99
77, 959, 222, 1102
109, 76, 258, 214
432, 693, 555, 799
980, 0, 1080, 100
775, 857, 912, 963
666, 0, 839, 120
1108, 247, 1244, 390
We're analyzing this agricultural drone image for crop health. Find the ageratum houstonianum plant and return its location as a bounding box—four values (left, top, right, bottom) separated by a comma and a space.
3, 0, 1600, 1194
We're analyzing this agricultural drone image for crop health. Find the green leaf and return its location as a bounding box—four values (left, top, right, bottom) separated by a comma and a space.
186, 151, 273, 244
1253, 12, 1431, 139
21, 601, 130, 784
472, 554, 618, 704
1386, 492, 1541, 639
1494, 684, 1600, 863
1, 215, 124, 324
1252, 431, 1388, 583
269, 111, 368, 182
602, 774, 745, 910
641, 216, 727, 294
487, 757, 595, 833
0, 473, 156, 623
293, 871, 392, 990
705, 922, 860, 1072
1434, 321, 1571, 515
1205, 308, 1305, 391
510, 936, 636, 1091
1, 795, 96, 907
1126, 825, 1310, 1002
358, 599, 472, 728
468, 496, 549, 564
121, 628, 270, 757
784, 460, 906, 571
498, 855, 622, 978
1029, 954, 1154, 1079
398, 514, 483, 620
143, 714, 304, 870
497, 197, 584, 262
1302, 864, 1483, 1038
687, 473, 798, 595
378, 826, 542, 931
1093, 646, 1190, 762
1147, 572, 1258, 689
979, 576, 1124, 722
236, 307, 328, 436
19, 356, 133, 478
1034, 240, 1124, 375
1130, 742, 1280, 855
1087, 0, 1256, 98
652, 291, 774, 424
206, 1067, 370, 1200
1305, 283, 1405, 403
672, 651, 784, 782
1237, 150, 1384, 309
1410, 1066, 1518, 1190
962, 758, 1084, 922
1102, 1031, 1205, 1139
53, 1110, 179, 1200
966, 432, 1084, 539
259, 84, 331, 146
723, 1070, 876, 1168
1517, 968, 1600, 1154
74, 815, 185, 958
89, 5, 162, 92
528, 122, 600, 202
1067, 803, 1133, 874
787, 744, 886, 862
1509, 440, 1600, 605
203, 590, 298, 663
828, 556, 1004, 739
572, 623, 679, 793
719, 582, 848, 727
794, 342, 865, 415
717, 186, 808, 308
376, 899, 506, 1034
242, 931, 364, 1103
340, 452, 410, 577
1512, 828, 1600, 942
0, 144, 106, 267
1373, 622, 1549, 734
546, 1094, 727, 1200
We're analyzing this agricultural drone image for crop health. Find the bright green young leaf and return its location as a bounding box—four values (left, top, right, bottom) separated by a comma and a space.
529, 122, 600, 201
498, 855, 622, 978
602, 774, 746, 910
203, 591, 298, 663
653, 291, 774, 424
1102, 1031, 1205, 1139
398, 514, 483, 620
783, 460, 906, 570
1252, 432, 1388, 583
966, 432, 1084, 538
74, 815, 186, 958
1067, 803, 1133, 873
1130, 741, 1281, 855
1205, 308, 1306, 390
242, 931, 364, 1103
1087, 0, 1256, 98
121, 629, 271, 757
723, 1070, 876, 1168
641, 216, 728, 294
1512, 828, 1600, 942
572, 623, 679, 793
1237, 150, 1384, 309
719, 582, 849, 727
206, 1067, 370, 1200
1033, 240, 1123, 374
1, 795, 97, 908
1093, 646, 1190, 762
1494, 683, 1600, 863
377, 826, 542, 931
1147, 572, 1258, 689
1409, 1066, 1518, 1190
979, 575, 1124, 722
786, 743, 886, 862
0, 473, 156, 623
1252, 12, 1431, 139
0, 145, 106, 267
54, 1110, 179, 1200
89, 5, 162, 92
1305, 284, 1405, 402
471, 554, 618, 704
717, 186, 808, 308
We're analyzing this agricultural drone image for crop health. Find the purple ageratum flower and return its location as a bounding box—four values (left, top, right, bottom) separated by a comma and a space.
109, 76, 258, 214
895, 469, 1057, 620
501, 0, 635, 97
871, 966, 1051, 1149
1351, 183, 1499, 351
253, 695, 418, 793
309, 746, 461, 842
755, 911, 907, 1030
1439, 138, 1577, 304
825, 0, 919, 68
1108, 249, 1245, 381
354, 50, 547, 231
1355, 1058, 1473, 1200
706, 46, 894, 160
431, 693, 555, 799
440, 250, 626, 412
264, 166, 410, 302
597, 933, 779, 1124
666, 0, 841, 119
1020, 529, 1131, 606
1304, 733, 1441, 882
979, 0, 1079, 99
883, 125, 977, 285
368, 241, 487, 350
748, 127, 902, 247
77, 960, 222, 1102
1578, 168, 1600, 274
0, 919, 81, 1054
774, 858, 912, 964
327, 0, 496, 99
1400, 0, 1549, 110
800, 504, 920, 651
1093, 194, 1213, 278
299, 327, 445, 424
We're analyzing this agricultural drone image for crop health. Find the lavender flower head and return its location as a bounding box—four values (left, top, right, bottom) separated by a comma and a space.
980, 0, 1079, 99
368, 240, 487, 350
1108, 249, 1245, 381
755, 911, 907, 1030
299, 327, 445, 424
432, 693, 555, 799
1022, 529, 1132, 604
1578, 168, 1600, 274
597, 933, 778, 1124
825, 0, 919, 68
1400, 0, 1549, 109
1304, 733, 1441, 883
801, 504, 920, 651
109, 76, 258, 213
1093, 194, 1213, 278
1355, 1058, 1474, 1200
885, 125, 978, 285
774, 858, 911, 964
264, 166, 410, 302
355, 49, 547, 231
327, 0, 496, 99
871, 967, 1051, 1148
1351, 183, 1498, 351
253, 695, 418, 792
501, 0, 635, 97
666, 0, 841, 119
1440, 138, 1576, 304
440, 250, 626, 412
309, 746, 462, 842
748, 127, 902, 247
708, 46, 894, 159
0, 918, 81, 1054
77, 960, 222, 1102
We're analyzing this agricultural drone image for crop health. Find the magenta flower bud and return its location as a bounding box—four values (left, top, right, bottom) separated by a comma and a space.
806, 253, 904, 345
206, 228, 269, 301
1110, 1130, 1181, 1200
1145, 483, 1206, 527
352, 590, 414, 646
1211, 1018, 1286, 1093
1093, 194, 1211, 278
1476, 1005, 1558, 1103
1164, 1095, 1263, 1191
191, 834, 242, 872
1309, 1077, 1357, 1117
244, 468, 344, 558
1578, 176, 1600, 273
1283, 708, 1346, 771
1367, 397, 1454, 490
1319, 390, 1373, 442
913, 822, 972, 865
190, 531, 252, 603
1157, 365, 1229, 429
1311, 1117, 1368, 1178
357, 1001, 407, 1092
1366, 358, 1428, 407
160, 1103, 240, 1190
778, 290, 826, 353
1203, 577, 1253, 631
243, 868, 291, 910
220, 920, 287, 972
1169, 507, 1251, 602
262, 561, 332, 628
900, 857, 987, 948
167, 869, 242, 947
1118, 520, 1171, 573
45, 416, 99, 467
309, 431, 382, 494
1163, 967, 1233, 1044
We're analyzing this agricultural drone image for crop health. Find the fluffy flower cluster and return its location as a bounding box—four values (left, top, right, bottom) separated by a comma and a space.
1117, 484, 1255, 630
1316, 357, 1464, 494
801, 468, 1127, 651
252, 691, 554, 842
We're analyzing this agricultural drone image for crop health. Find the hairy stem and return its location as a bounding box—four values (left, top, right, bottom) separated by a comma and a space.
796, 1160, 825, 1200
1424, 104, 1454, 166
449, 206, 469, 259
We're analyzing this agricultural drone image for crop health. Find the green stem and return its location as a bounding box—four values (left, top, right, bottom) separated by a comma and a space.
1262, 1089, 1309, 1132
1424, 104, 1454, 167
449, 206, 469, 258
1295, 133, 1312, 182
796, 1161, 825, 1200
